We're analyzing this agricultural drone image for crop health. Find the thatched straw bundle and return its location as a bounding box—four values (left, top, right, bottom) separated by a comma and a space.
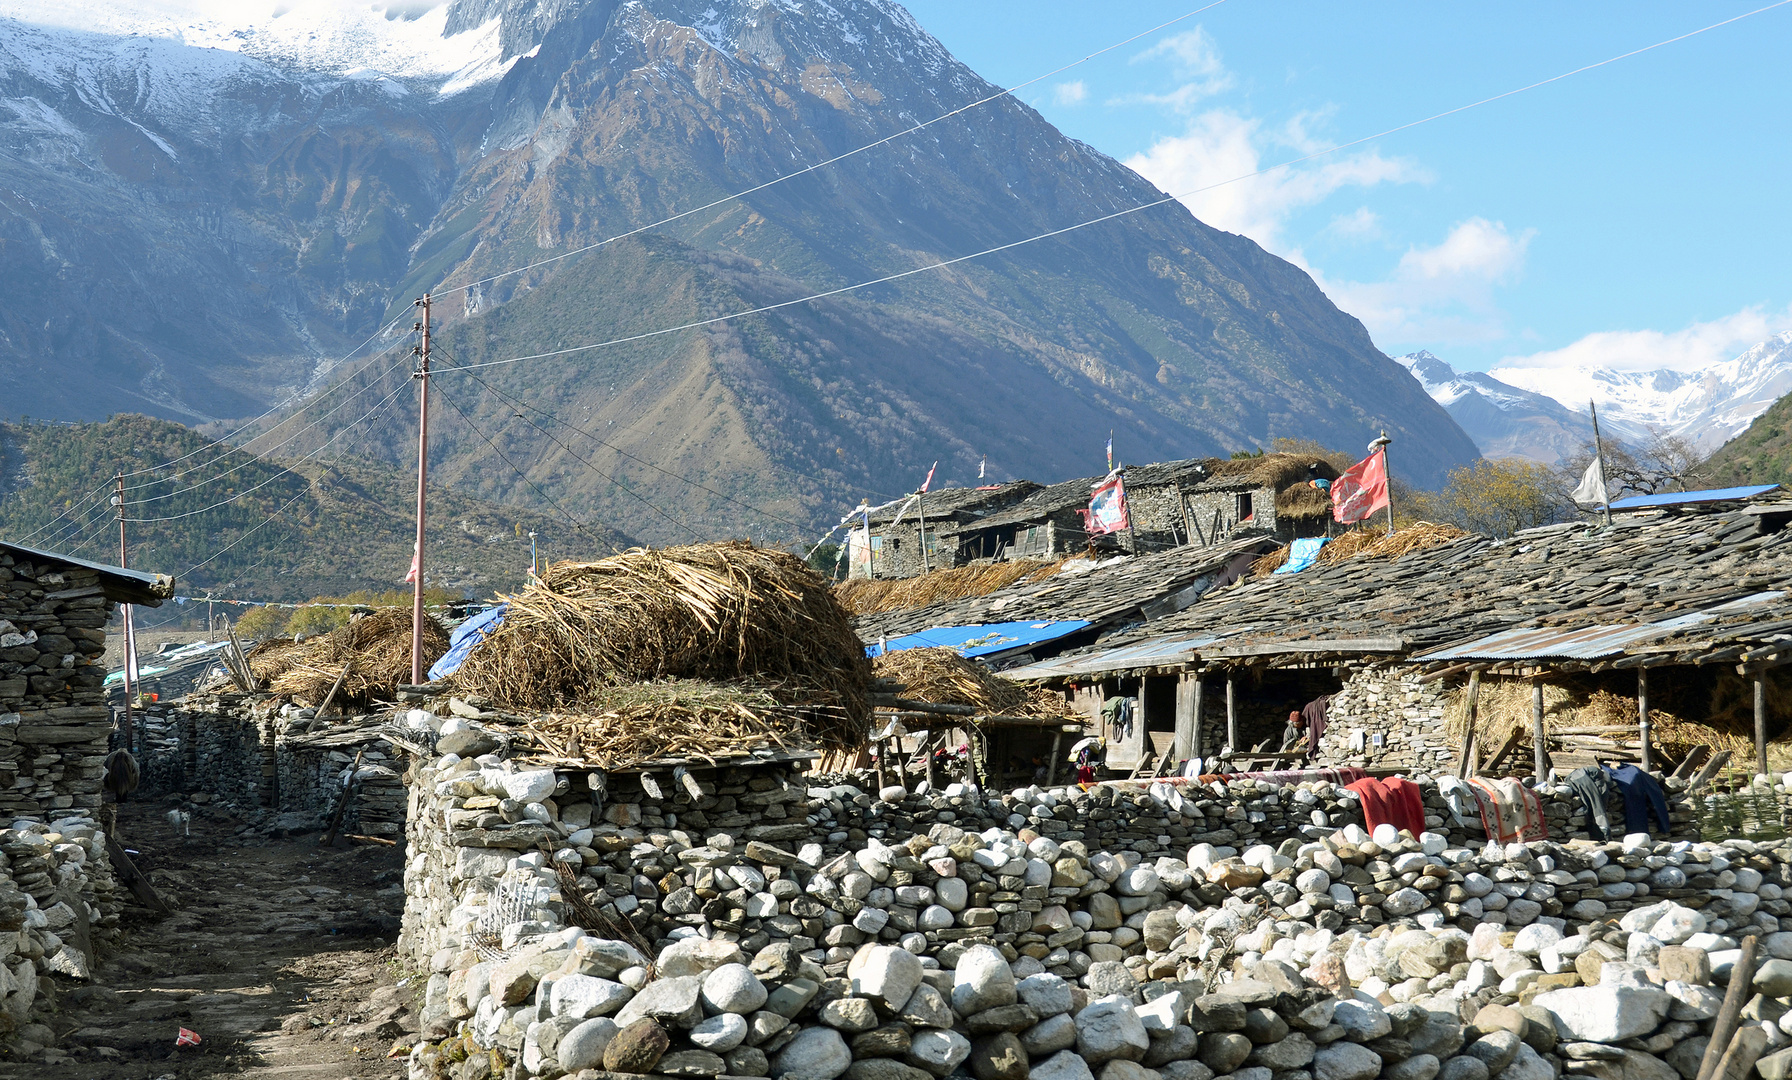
452, 542, 871, 747
264, 608, 450, 708
245, 638, 305, 683
1204, 452, 1340, 490
834, 558, 1070, 617
1251, 522, 1470, 579
873, 647, 1068, 717
1274, 482, 1333, 522
514, 681, 829, 770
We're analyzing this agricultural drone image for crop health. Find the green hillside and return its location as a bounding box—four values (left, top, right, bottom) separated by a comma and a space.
1705, 392, 1792, 489
0, 415, 635, 603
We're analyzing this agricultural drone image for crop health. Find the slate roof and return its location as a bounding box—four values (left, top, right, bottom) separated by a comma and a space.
1005, 508, 1792, 677
1, 539, 174, 606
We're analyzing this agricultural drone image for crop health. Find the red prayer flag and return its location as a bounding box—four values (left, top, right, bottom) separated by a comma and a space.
1085, 474, 1130, 535
919, 461, 937, 493
176, 1027, 202, 1047
1331, 449, 1390, 523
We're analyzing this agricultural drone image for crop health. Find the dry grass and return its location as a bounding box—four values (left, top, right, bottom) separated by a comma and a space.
1206, 452, 1340, 489
507, 681, 840, 769
1251, 522, 1470, 579
1275, 483, 1333, 522
833, 558, 1072, 616
873, 647, 1068, 716
451, 542, 870, 748
258, 608, 450, 708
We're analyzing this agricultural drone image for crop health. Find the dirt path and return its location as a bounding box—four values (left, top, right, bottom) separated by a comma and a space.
3, 805, 417, 1079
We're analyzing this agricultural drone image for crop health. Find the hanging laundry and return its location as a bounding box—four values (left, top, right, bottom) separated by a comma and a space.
1564, 766, 1614, 840
1604, 763, 1672, 835
1346, 776, 1426, 837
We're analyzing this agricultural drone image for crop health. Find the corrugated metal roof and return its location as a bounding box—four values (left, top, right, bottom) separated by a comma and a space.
1609, 484, 1780, 510
867, 620, 1092, 659
1417, 590, 1787, 662
1000, 633, 1229, 681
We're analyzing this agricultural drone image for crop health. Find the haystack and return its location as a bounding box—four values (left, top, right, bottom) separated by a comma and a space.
264, 608, 450, 708
873, 647, 1067, 717
1274, 482, 1333, 522
451, 542, 871, 749
1251, 522, 1470, 578
834, 558, 1069, 617
1204, 453, 1341, 490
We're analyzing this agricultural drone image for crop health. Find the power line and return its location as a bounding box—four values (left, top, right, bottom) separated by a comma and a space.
444, 0, 1792, 378
440, 360, 818, 539
430, 2, 1233, 303
430, 383, 591, 533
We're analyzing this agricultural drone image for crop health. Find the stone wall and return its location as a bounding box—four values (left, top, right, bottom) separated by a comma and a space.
1319, 663, 1454, 773
0, 552, 118, 818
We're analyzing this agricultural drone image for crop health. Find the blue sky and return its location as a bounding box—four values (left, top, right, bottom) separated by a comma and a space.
899, 1, 1792, 387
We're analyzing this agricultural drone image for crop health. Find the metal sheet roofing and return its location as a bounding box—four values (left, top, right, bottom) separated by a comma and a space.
1417, 590, 1788, 662
867, 620, 1091, 659
1609, 484, 1781, 510
1000, 633, 1228, 681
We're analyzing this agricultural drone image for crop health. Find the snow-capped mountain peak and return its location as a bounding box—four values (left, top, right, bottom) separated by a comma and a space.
1393, 351, 1594, 464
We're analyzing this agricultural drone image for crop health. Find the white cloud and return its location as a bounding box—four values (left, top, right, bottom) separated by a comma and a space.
1123, 109, 1424, 251
1051, 80, 1087, 106
1313, 218, 1536, 346
1118, 28, 1233, 111
1324, 207, 1380, 240
1488, 306, 1792, 397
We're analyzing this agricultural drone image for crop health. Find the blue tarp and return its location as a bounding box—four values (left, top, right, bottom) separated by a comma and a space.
1273, 537, 1328, 575
867, 619, 1091, 659
428, 604, 508, 681
1609, 484, 1780, 510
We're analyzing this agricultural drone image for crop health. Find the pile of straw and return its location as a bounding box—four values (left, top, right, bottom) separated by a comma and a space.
873, 647, 1067, 717
451, 542, 871, 747
1274, 483, 1333, 522
834, 558, 1070, 616
1205, 453, 1340, 489
1251, 522, 1470, 579
512, 681, 831, 770
263, 608, 450, 708
245, 638, 305, 683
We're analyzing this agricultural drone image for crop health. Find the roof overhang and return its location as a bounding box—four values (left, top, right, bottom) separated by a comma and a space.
0, 540, 174, 606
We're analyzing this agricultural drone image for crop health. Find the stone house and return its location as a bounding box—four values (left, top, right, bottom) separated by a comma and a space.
0, 540, 172, 816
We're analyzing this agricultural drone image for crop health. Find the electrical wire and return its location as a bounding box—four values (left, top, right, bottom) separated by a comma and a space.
431, 383, 592, 533
181, 381, 415, 578
440, 359, 818, 538
446, 1, 1792, 376
430, 2, 1233, 302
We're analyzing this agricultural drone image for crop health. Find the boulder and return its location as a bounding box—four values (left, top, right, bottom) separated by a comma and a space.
1018, 973, 1076, 1017
659, 939, 747, 979
953, 946, 1018, 1015
774, 1027, 853, 1080
1533, 985, 1671, 1043
1078, 995, 1151, 1066
615, 975, 706, 1029
552, 974, 633, 1019
967, 1033, 1029, 1080
604, 1018, 671, 1074
690, 1013, 749, 1053
1199, 1033, 1252, 1073
557, 1017, 619, 1072
1032, 1049, 1099, 1080
1315, 1042, 1383, 1080
703, 964, 770, 1016
850, 945, 925, 1011
1334, 999, 1394, 1042
907, 1029, 973, 1077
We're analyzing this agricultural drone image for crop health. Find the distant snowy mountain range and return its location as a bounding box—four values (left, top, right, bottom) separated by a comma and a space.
1397, 331, 1792, 463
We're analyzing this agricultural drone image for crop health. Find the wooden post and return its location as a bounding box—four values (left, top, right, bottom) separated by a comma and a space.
1457, 670, 1481, 779
1756, 674, 1769, 777
1225, 674, 1238, 752
1696, 935, 1760, 1080
1638, 666, 1653, 773
316, 660, 354, 719
1531, 679, 1547, 781
1191, 674, 1205, 760
1046, 729, 1063, 786
1174, 672, 1197, 763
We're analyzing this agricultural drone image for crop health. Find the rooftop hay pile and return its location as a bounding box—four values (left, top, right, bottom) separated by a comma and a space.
1250, 521, 1470, 577
450, 542, 871, 750
1203, 451, 1341, 490
872, 646, 1068, 716
833, 558, 1069, 616
249, 608, 450, 708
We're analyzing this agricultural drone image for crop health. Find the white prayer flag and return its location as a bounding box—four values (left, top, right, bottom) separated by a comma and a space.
1571, 457, 1609, 507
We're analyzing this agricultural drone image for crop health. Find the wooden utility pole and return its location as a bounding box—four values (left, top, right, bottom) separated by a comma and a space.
1638, 667, 1652, 773
114, 473, 135, 752
409, 294, 432, 686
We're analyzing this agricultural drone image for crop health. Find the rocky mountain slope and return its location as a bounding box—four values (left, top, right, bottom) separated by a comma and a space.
0, 0, 1480, 542
0, 415, 633, 601
1394, 352, 1594, 465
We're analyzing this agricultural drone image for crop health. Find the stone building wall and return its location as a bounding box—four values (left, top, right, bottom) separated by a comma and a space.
0, 552, 117, 818
1319, 663, 1454, 773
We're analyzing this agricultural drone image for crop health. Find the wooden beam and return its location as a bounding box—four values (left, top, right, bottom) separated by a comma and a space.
1690, 749, 1732, 794
1756, 674, 1769, 777
1671, 744, 1710, 781
1457, 669, 1481, 779
1481, 726, 1525, 775
105, 835, 170, 914
1738, 653, 1792, 676
1638, 666, 1653, 774
1203, 637, 1407, 659
1532, 680, 1548, 781
1696, 936, 1760, 1080
1172, 673, 1195, 763
1191, 673, 1205, 760
1225, 675, 1238, 752
1045, 729, 1062, 786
